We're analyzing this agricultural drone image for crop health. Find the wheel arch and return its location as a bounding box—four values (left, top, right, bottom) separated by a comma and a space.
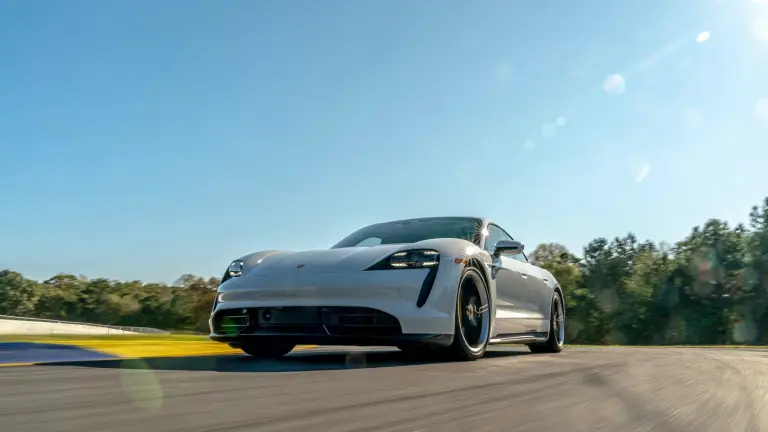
465, 257, 491, 292
464, 256, 496, 335
550, 284, 565, 341
553, 285, 565, 313
449, 257, 494, 359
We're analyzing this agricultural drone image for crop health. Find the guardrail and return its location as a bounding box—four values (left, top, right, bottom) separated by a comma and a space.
0, 315, 170, 335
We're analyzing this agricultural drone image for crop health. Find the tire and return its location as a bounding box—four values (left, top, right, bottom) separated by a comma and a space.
528, 290, 565, 354
447, 267, 491, 361
239, 340, 296, 359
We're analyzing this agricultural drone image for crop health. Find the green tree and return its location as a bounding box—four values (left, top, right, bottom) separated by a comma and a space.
0, 270, 39, 316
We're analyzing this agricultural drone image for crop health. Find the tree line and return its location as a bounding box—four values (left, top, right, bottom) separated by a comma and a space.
2, 197, 768, 345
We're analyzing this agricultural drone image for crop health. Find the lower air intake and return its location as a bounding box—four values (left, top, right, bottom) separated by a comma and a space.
212, 306, 403, 337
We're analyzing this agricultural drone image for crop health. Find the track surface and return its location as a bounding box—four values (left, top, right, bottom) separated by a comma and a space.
1, 346, 767, 432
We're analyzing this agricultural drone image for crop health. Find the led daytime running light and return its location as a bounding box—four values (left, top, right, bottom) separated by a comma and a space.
389, 250, 439, 268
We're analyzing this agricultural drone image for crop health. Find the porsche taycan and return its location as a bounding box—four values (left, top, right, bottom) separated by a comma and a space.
209, 217, 565, 361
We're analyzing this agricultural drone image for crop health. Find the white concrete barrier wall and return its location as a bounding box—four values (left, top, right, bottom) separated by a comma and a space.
0, 316, 166, 335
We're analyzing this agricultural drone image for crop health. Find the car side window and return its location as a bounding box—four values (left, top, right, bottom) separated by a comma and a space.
355, 237, 382, 247
484, 224, 513, 254
514, 252, 528, 263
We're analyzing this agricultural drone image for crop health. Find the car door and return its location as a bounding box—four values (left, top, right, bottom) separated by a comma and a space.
513, 252, 551, 332
484, 224, 533, 336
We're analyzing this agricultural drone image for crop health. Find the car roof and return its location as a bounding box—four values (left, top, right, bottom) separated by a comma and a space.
378, 216, 490, 225
366, 216, 502, 232
369, 216, 507, 234
371, 217, 517, 241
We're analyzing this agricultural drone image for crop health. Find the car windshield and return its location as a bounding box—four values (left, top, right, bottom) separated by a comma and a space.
331, 217, 482, 249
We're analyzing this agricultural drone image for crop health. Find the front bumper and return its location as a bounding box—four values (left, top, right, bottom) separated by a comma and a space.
209, 258, 462, 341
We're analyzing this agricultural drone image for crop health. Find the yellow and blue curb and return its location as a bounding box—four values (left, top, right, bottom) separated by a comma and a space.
0, 336, 316, 367
0, 342, 120, 366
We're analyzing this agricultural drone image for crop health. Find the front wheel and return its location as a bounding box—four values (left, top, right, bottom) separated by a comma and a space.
239, 340, 296, 359
447, 267, 491, 361
528, 291, 565, 354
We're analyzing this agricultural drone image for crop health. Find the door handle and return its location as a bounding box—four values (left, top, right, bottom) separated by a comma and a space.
520, 272, 528, 278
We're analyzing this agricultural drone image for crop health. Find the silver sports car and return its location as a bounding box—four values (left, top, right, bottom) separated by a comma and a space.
209, 216, 565, 361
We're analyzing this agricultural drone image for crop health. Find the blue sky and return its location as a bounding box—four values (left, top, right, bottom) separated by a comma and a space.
2, 0, 768, 283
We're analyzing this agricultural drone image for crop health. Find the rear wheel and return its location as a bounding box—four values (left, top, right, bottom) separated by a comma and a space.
447, 267, 491, 361
239, 340, 296, 359
528, 291, 565, 354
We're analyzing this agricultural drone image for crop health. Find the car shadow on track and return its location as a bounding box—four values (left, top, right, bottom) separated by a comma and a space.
44, 347, 533, 373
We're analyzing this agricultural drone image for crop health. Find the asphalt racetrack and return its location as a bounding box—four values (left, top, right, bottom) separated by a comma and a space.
2, 346, 767, 432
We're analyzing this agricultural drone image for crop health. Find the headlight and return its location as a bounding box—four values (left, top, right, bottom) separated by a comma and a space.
227, 260, 244, 278
389, 249, 440, 268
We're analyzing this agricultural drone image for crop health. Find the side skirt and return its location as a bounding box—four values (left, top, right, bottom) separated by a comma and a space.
489, 332, 548, 345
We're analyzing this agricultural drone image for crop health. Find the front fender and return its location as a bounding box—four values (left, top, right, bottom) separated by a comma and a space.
407, 238, 484, 260
227, 250, 292, 279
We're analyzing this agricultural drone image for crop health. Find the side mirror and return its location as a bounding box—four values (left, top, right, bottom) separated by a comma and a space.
494, 240, 524, 257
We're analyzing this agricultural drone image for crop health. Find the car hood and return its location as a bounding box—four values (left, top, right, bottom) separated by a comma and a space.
249, 244, 409, 275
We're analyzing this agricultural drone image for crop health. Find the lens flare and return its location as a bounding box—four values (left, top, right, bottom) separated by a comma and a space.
752, 17, 768, 42
119, 359, 164, 413
603, 74, 626, 95
755, 98, 768, 121
541, 122, 558, 138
